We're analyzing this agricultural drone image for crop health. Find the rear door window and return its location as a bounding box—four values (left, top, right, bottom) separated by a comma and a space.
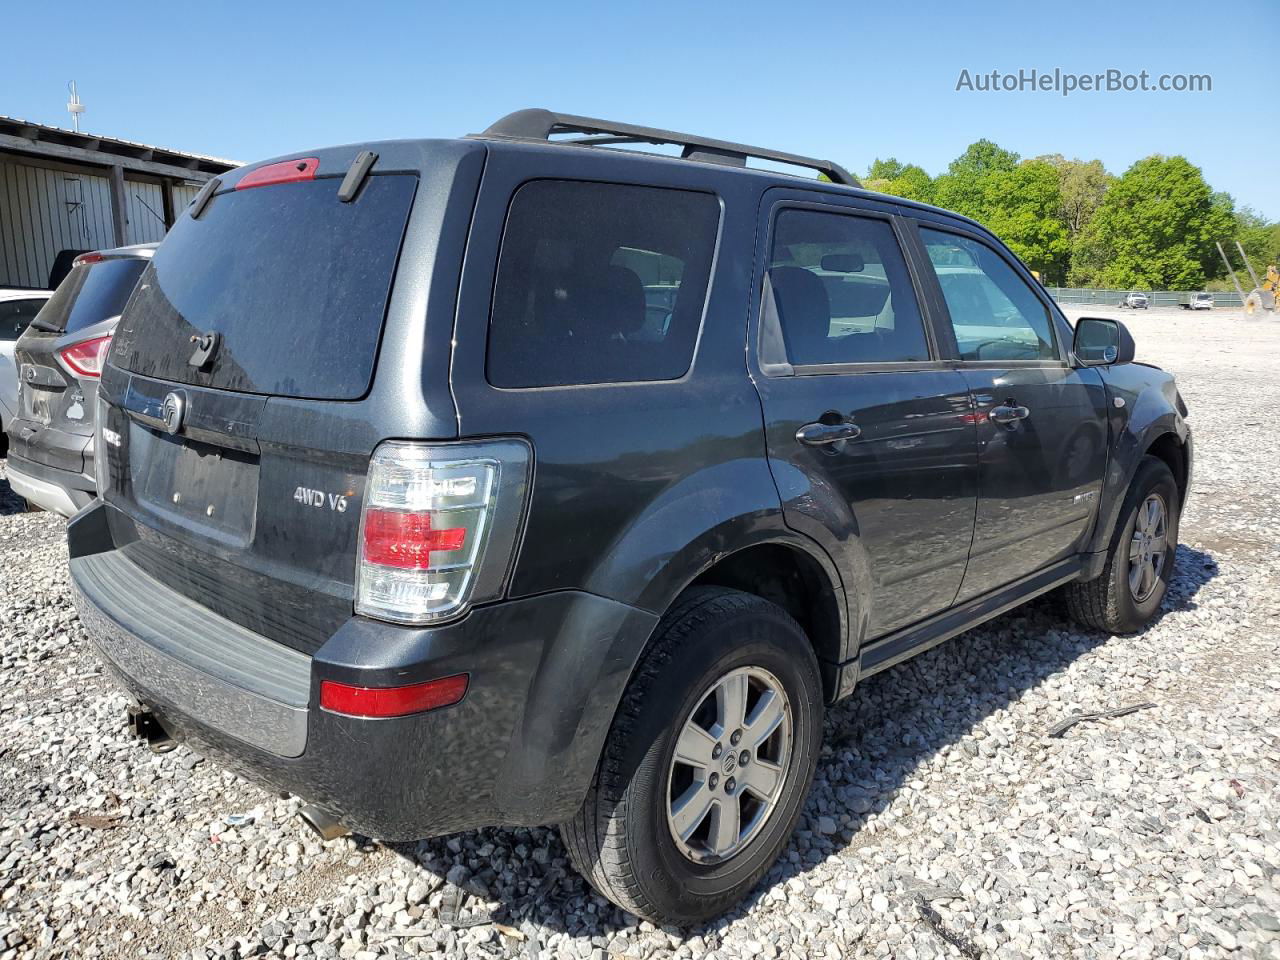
487, 180, 720, 388
34, 259, 147, 335
114, 175, 417, 400
766, 209, 930, 365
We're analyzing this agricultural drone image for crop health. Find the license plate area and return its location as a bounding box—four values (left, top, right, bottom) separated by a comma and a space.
129, 424, 258, 544
23, 385, 57, 426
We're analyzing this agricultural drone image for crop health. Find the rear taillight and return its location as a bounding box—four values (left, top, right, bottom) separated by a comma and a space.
73, 252, 105, 267
60, 335, 113, 378
355, 439, 531, 625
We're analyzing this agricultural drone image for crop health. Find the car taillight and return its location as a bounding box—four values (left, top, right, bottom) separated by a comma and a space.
60, 335, 113, 378
355, 439, 532, 625
73, 252, 105, 267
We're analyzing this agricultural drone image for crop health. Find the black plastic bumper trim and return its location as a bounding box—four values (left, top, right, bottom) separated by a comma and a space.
71, 548, 311, 757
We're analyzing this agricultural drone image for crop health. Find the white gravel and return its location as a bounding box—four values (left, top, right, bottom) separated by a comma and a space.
2, 311, 1278, 959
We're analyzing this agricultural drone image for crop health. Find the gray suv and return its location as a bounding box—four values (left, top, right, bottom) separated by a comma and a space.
67, 110, 1191, 924
6, 245, 155, 515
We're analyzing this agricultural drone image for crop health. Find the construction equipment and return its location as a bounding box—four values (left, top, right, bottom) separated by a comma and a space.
1217, 241, 1277, 316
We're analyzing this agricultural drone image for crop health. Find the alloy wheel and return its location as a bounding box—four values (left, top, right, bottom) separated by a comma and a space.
1128, 492, 1168, 602
665, 666, 793, 864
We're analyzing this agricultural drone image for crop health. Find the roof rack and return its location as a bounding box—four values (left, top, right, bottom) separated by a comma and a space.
473, 109, 860, 187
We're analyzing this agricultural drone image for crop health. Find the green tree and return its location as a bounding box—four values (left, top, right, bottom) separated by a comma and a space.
932, 140, 1022, 221
1234, 206, 1280, 274
890, 164, 933, 203
1036, 154, 1112, 241
931, 144, 1069, 280
866, 157, 907, 181
869, 164, 935, 204
1071, 155, 1235, 288
946, 139, 1019, 177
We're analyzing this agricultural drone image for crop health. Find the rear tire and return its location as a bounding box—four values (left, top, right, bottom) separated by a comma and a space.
560, 587, 823, 925
1065, 456, 1179, 633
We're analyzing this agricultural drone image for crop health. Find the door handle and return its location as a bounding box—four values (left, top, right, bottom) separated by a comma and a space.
796, 421, 862, 445
989, 403, 1030, 425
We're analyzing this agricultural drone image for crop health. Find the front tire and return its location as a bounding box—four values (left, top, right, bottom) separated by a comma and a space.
1066, 455, 1180, 633
560, 587, 823, 925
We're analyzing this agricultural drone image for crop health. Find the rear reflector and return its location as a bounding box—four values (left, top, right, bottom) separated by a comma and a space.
235, 157, 320, 191
60, 335, 113, 378
73, 252, 105, 267
319, 674, 469, 718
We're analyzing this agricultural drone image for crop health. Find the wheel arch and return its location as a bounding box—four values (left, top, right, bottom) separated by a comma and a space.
685, 540, 847, 700
1084, 421, 1191, 579
550, 530, 848, 827
1145, 430, 1190, 508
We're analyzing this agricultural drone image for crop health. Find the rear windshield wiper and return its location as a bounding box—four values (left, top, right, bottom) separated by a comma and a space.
29, 318, 63, 334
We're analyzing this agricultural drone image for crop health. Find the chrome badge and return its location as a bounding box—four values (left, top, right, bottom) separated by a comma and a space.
162, 391, 186, 435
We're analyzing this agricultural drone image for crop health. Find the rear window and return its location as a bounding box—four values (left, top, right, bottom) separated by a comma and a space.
487, 180, 720, 388
114, 175, 417, 400
35, 259, 147, 335
0, 298, 49, 340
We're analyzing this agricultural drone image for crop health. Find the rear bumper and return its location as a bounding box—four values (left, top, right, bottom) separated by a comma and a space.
68, 502, 657, 839
5, 454, 94, 517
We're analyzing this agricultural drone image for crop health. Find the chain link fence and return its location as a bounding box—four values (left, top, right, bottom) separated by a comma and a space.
1046, 287, 1244, 308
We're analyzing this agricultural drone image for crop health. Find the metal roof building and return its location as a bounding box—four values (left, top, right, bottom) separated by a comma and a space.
0, 116, 239, 289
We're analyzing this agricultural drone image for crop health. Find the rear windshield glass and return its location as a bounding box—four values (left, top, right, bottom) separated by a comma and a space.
0, 298, 49, 340
35, 259, 147, 335
114, 175, 417, 400
487, 180, 720, 388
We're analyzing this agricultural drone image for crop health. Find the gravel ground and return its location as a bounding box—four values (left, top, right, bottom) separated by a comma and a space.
1, 311, 1278, 960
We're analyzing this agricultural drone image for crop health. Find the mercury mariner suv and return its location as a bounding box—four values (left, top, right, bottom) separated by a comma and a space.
69, 110, 1192, 924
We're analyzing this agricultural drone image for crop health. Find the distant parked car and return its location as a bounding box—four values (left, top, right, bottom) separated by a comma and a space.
1120, 291, 1149, 309
4, 245, 155, 515
1, 288, 54, 457
1185, 292, 1213, 311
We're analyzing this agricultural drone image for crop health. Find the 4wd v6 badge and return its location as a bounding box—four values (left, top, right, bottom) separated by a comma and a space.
293, 486, 348, 512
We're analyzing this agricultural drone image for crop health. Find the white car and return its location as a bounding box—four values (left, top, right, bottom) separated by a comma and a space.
0, 288, 54, 457
1190, 292, 1213, 310
1121, 291, 1149, 309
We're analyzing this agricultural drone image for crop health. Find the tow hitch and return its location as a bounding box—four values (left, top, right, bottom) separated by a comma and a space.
127, 704, 176, 753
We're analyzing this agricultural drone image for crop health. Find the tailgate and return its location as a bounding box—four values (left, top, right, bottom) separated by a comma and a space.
99, 372, 369, 654
99, 159, 431, 654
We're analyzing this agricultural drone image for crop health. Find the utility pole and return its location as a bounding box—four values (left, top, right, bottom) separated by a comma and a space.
66, 81, 85, 132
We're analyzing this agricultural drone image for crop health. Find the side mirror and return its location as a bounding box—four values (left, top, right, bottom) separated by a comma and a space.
1073, 317, 1135, 366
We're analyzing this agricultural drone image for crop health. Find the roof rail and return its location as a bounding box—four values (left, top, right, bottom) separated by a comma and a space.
473, 108, 860, 187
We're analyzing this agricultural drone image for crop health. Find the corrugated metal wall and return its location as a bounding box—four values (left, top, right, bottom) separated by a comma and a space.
172, 183, 201, 213
125, 181, 168, 246
0, 156, 201, 289
0, 157, 115, 287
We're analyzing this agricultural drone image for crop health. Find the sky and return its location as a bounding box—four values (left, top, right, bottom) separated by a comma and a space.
4, 0, 1277, 218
